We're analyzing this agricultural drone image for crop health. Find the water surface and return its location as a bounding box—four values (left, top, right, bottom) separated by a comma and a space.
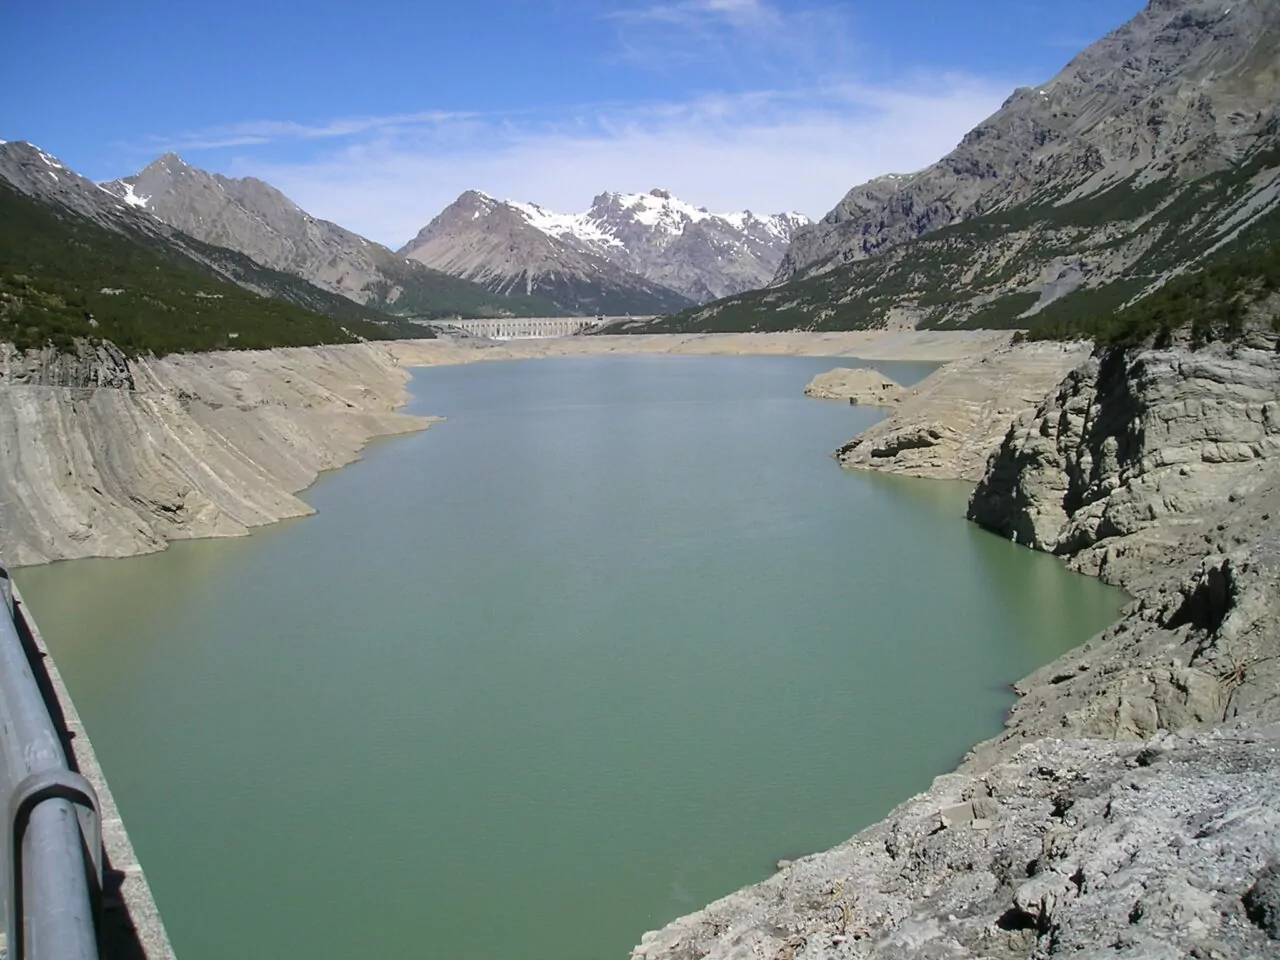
17, 355, 1125, 960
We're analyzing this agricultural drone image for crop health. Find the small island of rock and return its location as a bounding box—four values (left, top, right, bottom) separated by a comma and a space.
804, 367, 904, 406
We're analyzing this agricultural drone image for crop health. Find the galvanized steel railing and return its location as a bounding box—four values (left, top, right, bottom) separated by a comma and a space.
0, 564, 102, 960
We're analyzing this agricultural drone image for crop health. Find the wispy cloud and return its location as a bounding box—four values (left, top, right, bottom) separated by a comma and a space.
208, 77, 1008, 248
148, 111, 467, 152
613, 0, 779, 29
609, 0, 854, 79
126, 0, 1018, 248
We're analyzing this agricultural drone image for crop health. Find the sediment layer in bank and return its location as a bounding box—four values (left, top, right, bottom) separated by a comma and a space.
0, 342, 432, 566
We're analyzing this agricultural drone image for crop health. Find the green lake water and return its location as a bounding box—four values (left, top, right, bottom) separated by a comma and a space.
15, 355, 1126, 959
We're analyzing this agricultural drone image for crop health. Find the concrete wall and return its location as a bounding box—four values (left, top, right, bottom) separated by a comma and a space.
441, 317, 636, 339
9, 586, 176, 959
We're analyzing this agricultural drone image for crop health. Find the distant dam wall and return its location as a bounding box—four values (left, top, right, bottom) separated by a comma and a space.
435, 317, 649, 339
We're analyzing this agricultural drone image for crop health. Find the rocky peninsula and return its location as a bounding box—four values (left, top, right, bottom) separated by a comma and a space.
632, 332, 1280, 959
832, 341, 1094, 482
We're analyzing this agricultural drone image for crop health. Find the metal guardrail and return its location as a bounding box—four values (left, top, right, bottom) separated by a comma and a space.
0, 563, 102, 960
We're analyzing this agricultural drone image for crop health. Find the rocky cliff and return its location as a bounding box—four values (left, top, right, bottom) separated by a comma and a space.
834, 341, 1094, 480
968, 334, 1280, 586
632, 337, 1280, 958
0, 342, 431, 566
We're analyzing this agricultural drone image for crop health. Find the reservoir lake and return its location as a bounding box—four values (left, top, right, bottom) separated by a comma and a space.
16, 355, 1126, 959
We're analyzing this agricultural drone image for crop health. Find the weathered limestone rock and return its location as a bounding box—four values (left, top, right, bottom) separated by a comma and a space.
0, 343, 432, 566
1245, 863, 1280, 941
633, 732, 1280, 960
835, 341, 1093, 481
804, 368, 904, 405
1, 342, 134, 389
969, 341, 1280, 588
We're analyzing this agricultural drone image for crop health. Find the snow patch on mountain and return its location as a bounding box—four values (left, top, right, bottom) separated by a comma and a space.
500, 188, 808, 252
119, 182, 150, 208
406, 185, 812, 304
509, 200, 625, 248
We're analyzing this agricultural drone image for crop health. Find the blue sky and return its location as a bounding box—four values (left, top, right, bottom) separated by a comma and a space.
3, 0, 1147, 245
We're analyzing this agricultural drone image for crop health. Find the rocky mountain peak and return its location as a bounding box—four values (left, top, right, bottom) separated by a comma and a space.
145, 152, 190, 174
775, 0, 1280, 283
89, 155, 547, 318
399, 184, 811, 308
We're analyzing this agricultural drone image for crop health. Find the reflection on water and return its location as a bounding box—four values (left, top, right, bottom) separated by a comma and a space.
15, 355, 1126, 960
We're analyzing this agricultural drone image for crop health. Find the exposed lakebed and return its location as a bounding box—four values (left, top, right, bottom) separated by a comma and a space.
17, 355, 1125, 960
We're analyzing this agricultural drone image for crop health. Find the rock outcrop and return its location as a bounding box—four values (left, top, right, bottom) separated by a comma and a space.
835, 342, 1093, 481
635, 730, 1280, 960
969, 337, 1280, 586
0, 342, 431, 566
804, 368, 904, 405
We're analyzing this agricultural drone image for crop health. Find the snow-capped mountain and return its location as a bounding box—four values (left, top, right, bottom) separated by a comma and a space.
400, 189, 810, 308
398, 191, 695, 316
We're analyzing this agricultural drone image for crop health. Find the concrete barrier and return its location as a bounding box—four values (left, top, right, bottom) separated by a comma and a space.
0, 566, 174, 959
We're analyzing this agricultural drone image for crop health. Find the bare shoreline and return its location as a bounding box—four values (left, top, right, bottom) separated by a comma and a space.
0, 331, 1005, 568
388, 330, 1012, 367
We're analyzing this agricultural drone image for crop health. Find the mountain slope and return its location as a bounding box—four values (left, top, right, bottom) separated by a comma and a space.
0, 179, 400, 356
102, 155, 557, 319
0, 141, 423, 330
399, 191, 695, 316
636, 0, 1280, 335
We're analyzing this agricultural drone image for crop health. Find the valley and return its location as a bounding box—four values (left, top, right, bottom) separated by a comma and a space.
1, 0, 1279, 957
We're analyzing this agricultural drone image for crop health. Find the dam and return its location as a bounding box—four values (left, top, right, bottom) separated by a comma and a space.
432, 316, 641, 339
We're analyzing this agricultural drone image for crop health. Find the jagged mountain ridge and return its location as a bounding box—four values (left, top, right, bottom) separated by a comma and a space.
398, 190, 695, 316
519, 189, 809, 301
399, 188, 808, 311
101, 156, 557, 319
640, 0, 1280, 336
